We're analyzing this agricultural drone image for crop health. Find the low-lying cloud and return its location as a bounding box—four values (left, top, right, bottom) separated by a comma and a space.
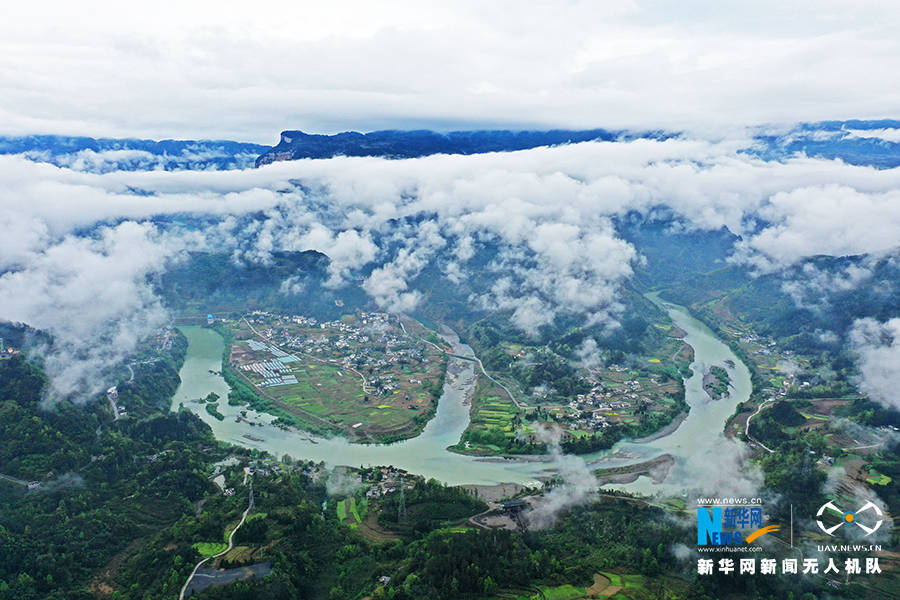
0, 222, 185, 401
850, 318, 900, 410
3, 136, 900, 400
525, 425, 598, 529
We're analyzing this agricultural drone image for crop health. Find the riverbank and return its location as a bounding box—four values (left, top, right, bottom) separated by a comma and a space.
629, 412, 688, 443
594, 454, 675, 485
171, 299, 753, 490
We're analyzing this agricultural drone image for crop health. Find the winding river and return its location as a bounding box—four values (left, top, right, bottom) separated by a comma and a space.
170, 302, 752, 490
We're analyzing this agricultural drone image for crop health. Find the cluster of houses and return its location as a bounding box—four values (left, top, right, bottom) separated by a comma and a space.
739, 332, 798, 359
0, 337, 20, 360
561, 377, 652, 430
152, 328, 174, 351
207, 457, 299, 497
238, 311, 431, 398
363, 466, 415, 500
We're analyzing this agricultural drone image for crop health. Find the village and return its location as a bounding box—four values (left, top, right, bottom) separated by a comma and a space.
235, 311, 430, 397
566, 369, 658, 430
532, 366, 686, 439
221, 311, 448, 442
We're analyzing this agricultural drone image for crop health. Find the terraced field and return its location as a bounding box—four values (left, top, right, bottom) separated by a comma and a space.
336, 497, 366, 526
450, 375, 523, 454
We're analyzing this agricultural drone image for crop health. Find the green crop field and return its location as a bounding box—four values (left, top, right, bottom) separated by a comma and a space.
348, 497, 363, 523
229, 318, 448, 442
533, 584, 586, 600
192, 542, 228, 557
337, 497, 364, 524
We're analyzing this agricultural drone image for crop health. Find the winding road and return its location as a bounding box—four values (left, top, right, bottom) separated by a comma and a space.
398, 317, 525, 409
179, 477, 254, 600
744, 399, 775, 454
0, 472, 34, 488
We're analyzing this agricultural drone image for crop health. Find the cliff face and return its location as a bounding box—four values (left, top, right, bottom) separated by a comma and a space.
257, 119, 900, 169
254, 128, 626, 166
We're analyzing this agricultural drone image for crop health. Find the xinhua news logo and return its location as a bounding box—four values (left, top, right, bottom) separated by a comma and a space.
697, 500, 778, 546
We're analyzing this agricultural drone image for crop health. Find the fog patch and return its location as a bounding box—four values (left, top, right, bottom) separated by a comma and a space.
850, 318, 900, 410
575, 338, 602, 369
823, 465, 892, 544
34, 472, 85, 494
0, 221, 184, 403
670, 543, 696, 562
325, 467, 364, 497
525, 425, 598, 530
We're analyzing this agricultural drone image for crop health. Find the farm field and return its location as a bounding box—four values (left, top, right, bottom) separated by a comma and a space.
336, 497, 365, 525
223, 311, 449, 442
450, 374, 523, 455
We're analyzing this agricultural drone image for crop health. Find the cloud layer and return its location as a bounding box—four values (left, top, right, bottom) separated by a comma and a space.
3, 136, 900, 399
2, 1, 900, 141
850, 318, 900, 410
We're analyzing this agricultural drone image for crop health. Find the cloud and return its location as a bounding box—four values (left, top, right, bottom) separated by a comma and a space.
845, 128, 900, 143
823, 464, 893, 544
849, 318, 900, 410
735, 186, 900, 271
3, 2, 900, 141
293, 227, 378, 288
816, 330, 840, 344
362, 220, 446, 312
0, 221, 185, 402
575, 338, 602, 369
34, 472, 85, 494
525, 424, 598, 529
325, 466, 364, 497
779, 262, 875, 308
17, 148, 259, 173
4, 136, 900, 397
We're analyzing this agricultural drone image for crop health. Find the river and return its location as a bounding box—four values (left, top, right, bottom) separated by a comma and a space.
170, 302, 752, 490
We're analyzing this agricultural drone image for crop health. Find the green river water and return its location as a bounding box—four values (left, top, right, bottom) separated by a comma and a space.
170, 303, 752, 490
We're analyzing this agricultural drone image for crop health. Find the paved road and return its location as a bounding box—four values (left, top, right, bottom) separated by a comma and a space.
0, 472, 32, 487
469, 355, 526, 410
745, 399, 775, 453
179, 478, 254, 600
107, 394, 120, 422
399, 317, 525, 410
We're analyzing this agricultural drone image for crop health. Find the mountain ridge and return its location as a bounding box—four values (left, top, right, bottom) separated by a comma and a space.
254, 127, 660, 166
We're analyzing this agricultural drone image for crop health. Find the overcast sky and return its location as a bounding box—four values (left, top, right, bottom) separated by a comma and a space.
2, 0, 900, 142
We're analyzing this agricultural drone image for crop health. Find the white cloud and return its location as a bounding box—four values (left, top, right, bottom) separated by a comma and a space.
5, 135, 900, 395
850, 318, 900, 410
362, 220, 446, 312
0, 221, 185, 401
525, 424, 598, 529
779, 262, 875, 308
736, 185, 900, 270
845, 128, 900, 143
2, 2, 900, 141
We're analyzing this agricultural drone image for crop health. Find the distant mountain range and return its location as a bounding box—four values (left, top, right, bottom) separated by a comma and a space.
254, 128, 671, 166
749, 119, 900, 168
2, 119, 900, 172
0, 135, 268, 172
